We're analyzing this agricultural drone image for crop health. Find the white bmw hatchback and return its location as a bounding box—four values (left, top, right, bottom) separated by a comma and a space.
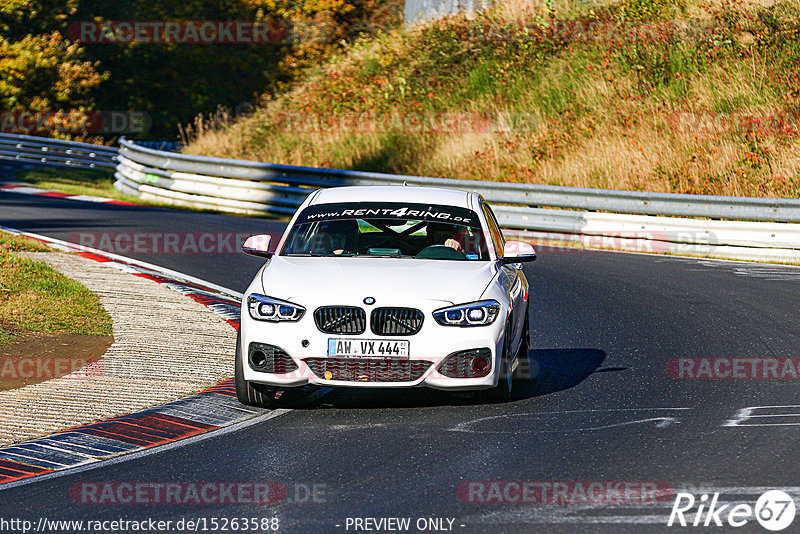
235, 185, 536, 406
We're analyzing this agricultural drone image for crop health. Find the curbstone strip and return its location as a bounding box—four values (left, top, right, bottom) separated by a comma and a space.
0, 252, 236, 447
0, 386, 268, 485
0, 232, 275, 487
0, 179, 137, 206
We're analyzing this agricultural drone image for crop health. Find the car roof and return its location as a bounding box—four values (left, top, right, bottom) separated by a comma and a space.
309, 185, 474, 209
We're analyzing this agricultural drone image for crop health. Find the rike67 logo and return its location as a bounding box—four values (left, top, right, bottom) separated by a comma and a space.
668, 490, 796, 531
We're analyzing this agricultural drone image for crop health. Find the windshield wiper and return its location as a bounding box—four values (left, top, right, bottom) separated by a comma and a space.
283, 252, 330, 257
352, 253, 415, 258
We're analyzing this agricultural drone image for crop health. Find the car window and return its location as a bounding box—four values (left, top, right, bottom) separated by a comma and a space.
481, 203, 505, 257
280, 202, 490, 260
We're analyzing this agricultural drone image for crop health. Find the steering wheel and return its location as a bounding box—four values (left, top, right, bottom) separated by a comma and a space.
415, 245, 466, 260
304, 236, 332, 255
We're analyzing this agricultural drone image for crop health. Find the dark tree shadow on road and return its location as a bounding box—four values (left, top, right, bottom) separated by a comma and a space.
276, 348, 611, 410
512, 348, 609, 400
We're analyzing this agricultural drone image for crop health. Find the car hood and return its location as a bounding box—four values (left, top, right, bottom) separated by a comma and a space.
260, 256, 497, 307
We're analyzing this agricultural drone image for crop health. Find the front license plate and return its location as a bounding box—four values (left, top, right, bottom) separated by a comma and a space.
328, 338, 409, 359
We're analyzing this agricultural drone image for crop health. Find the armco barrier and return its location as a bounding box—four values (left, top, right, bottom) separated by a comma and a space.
0, 133, 117, 169
1, 133, 799, 262
116, 138, 800, 222
113, 138, 800, 262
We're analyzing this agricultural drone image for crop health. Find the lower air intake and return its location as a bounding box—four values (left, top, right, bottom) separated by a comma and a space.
438, 348, 492, 378
248, 342, 298, 373
304, 358, 432, 382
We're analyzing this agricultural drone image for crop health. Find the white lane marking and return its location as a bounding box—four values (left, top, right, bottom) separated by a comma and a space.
0, 409, 290, 492
0, 450, 69, 468
64, 195, 114, 203
690, 260, 800, 280
20, 441, 99, 462
0, 186, 50, 194
724, 405, 800, 427
329, 423, 391, 431
683, 486, 800, 495
456, 417, 680, 433
451, 408, 690, 433
477, 515, 674, 525
558, 243, 800, 268
726, 422, 800, 427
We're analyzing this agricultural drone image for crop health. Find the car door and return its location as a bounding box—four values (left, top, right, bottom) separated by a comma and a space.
481, 202, 526, 352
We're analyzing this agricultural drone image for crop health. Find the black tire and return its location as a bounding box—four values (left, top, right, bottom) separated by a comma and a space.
513, 306, 531, 381
235, 332, 276, 408
480, 323, 514, 403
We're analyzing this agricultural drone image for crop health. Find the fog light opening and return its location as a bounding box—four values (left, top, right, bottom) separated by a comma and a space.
250, 350, 267, 369
471, 355, 490, 375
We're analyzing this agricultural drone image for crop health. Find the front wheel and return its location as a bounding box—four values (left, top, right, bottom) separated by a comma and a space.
480, 325, 513, 403
513, 306, 531, 381
235, 332, 276, 408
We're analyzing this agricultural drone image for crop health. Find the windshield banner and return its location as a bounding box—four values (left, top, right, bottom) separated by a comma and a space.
296, 202, 480, 227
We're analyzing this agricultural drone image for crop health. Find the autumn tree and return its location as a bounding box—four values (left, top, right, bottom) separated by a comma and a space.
0, 0, 106, 138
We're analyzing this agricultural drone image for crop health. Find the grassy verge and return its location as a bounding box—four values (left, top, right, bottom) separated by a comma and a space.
13, 167, 133, 201
0, 231, 113, 347
184, 0, 800, 198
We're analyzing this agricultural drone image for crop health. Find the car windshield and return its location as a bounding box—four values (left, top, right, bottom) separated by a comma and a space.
280, 202, 490, 260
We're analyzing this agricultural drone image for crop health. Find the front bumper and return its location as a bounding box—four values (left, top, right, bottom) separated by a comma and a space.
239, 308, 505, 390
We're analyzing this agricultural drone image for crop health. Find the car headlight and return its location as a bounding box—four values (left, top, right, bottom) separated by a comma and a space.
433, 300, 501, 327
247, 294, 305, 322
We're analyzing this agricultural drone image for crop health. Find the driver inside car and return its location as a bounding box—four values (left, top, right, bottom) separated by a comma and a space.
322, 219, 358, 255
426, 222, 463, 252
303, 232, 333, 254
301, 219, 359, 255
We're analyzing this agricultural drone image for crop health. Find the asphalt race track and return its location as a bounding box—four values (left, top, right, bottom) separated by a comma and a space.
2, 190, 800, 533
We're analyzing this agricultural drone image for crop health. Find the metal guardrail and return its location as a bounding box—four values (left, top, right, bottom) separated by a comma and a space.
130, 140, 183, 152
113, 137, 800, 262
1, 133, 799, 262
116, 137, 800, 222
0, 133, 117, 169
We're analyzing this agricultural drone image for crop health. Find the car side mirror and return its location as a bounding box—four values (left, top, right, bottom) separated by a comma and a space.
242, 234, 273, 258
498, 240, 537, 264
